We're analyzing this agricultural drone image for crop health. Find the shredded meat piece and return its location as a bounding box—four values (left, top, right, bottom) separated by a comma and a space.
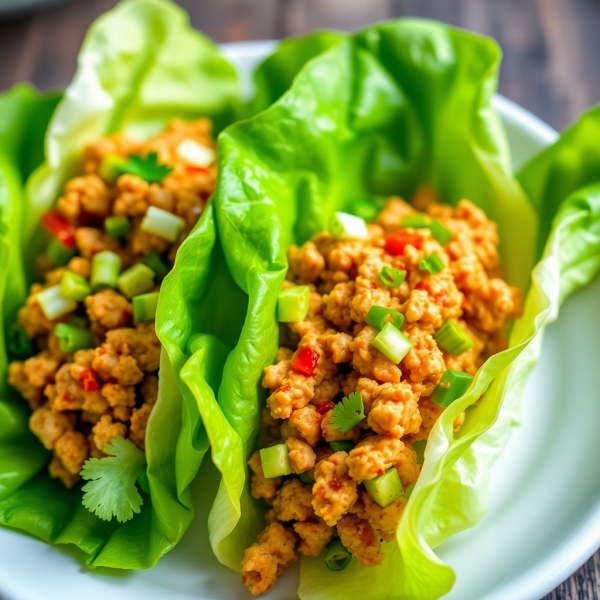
286, 437, 316, 474
248, 450, 280, 501
336, 514, 384, 567
346, 435, 405, 481
293, 519, 334, 556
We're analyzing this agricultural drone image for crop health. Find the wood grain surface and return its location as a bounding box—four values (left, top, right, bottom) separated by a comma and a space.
0, 1, 599, 599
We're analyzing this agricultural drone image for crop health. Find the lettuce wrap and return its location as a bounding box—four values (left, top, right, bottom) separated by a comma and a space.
166, 19, 600, 599
0, 0, 240, 569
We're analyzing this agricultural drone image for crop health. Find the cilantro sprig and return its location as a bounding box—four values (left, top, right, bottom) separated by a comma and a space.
81, 436, 148, 523
330, 392, 365, 433
122, 152, 173, 183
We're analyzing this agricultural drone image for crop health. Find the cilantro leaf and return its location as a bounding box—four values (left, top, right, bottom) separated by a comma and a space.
330, 392, 365, 433
122, 152, 173, 183
81, 436, 147, 523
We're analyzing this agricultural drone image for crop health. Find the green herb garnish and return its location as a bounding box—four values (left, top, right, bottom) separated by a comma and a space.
330, 392, 365, 433
122, 152, 173, 183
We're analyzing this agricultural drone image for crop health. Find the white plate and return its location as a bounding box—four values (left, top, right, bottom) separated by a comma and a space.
1, 40, 597, 600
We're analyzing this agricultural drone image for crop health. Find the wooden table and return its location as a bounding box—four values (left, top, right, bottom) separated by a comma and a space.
0, 1, 599, 599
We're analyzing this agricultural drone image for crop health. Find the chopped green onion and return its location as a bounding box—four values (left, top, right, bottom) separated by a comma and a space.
68, 315, 90, 329
99, 154, 127, 183
298, 472, 315, 485
104, 215, 132, 238
404, 484, 415, 500
117, 264, 155, 299
429, 219, 452, 245
140, 206, 185, 242
364, 467, 403, 507
418, 252, 445, 275
7, 324, 33, 358
91, 250, 121, 290
325, 538, 352, 571
46, 237, 76, 266
431, 369, 474, 408
329, 441, 355, 453
54, 323, 94, 353
372, 322, 413, 364
380, 265, 406, 288
259, 444, 291, 479
60, 271, 91, 302
402, 213, 429, 229
329, 211, 368, 240
137, 471, 150, 495
141, 251, 170, 279
366, 306, 404, 331
132, 291, 160, 323
277, 285, 310, 322
434, 320, 474, 356
36, 285, 77, 321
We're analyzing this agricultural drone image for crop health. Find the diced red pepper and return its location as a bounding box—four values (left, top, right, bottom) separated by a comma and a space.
81, 368, 100, 392
315, 400, 335, 415
384, 231, 423, 256
42, 210, 76, 248
186, 165, 209, 174
292, 345, 320, 376
415, 281, 449, 305
329, 478, 342, 490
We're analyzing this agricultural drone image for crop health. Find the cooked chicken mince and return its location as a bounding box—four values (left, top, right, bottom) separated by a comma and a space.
8, 119, 216, 488
241, 188, 523, 595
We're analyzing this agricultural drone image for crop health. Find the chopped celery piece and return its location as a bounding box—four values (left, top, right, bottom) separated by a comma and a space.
99, 154, 127, 183
46, 237, 76, 266
54, 323, 94, 353
60, 271, 91, 302
91, 250, 121, 290
366, 306, 404, 331
365, 467, 403, 507
277, 285, 310, 322
36, 285, 77, 321
325, 538, 352, 571
141, 251, 170, 279
429, 219, 452, 245
372, 322, 413, 364
117, 263, 155, 299
434, 320, 475, 356
329, 211, 368, 240
7, 324, 33, 358
176, 138, 216, 167
104, 215, 132, 238
329, 441, 355, 453
259, 444, 291, 478
431, 368, 474, 408
380, 265, 406, 288
402, 213, 429, 228
132, 291, 160, 322
298, 472, 315, 485
419, 252, 445, 275
140, 206, 185, 242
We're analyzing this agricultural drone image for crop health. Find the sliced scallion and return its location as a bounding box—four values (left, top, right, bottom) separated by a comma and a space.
141, 251, 170, 279
259, 444, 291, 479
329, 441, 355, 453
372, 322, 413, 364
366, 306, 404, 331
434, 320, 474, 356
140, 206, 185, 243
431, 369, 474, 408
46, 237, 76, 266
329, 211, 368, 240
365, 467, 403, 507
429, 219, 452, 245
277, 285, 310, 322
380, 265, 406, 288
418, 252, 445, 275
91, 250, 121, 290
132, 291, 160, 323
402, 214, 429, 229
325, 538, 352, 571
54, 323, 94, 353
104, 215, 132, 238
117, 263, 155, 299
60, 271, 91, 302
36, 285, 77, 321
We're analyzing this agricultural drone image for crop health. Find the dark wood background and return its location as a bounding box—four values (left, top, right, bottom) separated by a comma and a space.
1, 1, 599, 599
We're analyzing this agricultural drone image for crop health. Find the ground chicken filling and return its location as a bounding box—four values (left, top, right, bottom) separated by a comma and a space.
241, 187, 523, 595
8, 118, 216, 488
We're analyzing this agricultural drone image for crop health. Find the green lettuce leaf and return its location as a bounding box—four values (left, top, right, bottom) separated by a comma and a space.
198, 18, 600, 599
0, 0, 239, 570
